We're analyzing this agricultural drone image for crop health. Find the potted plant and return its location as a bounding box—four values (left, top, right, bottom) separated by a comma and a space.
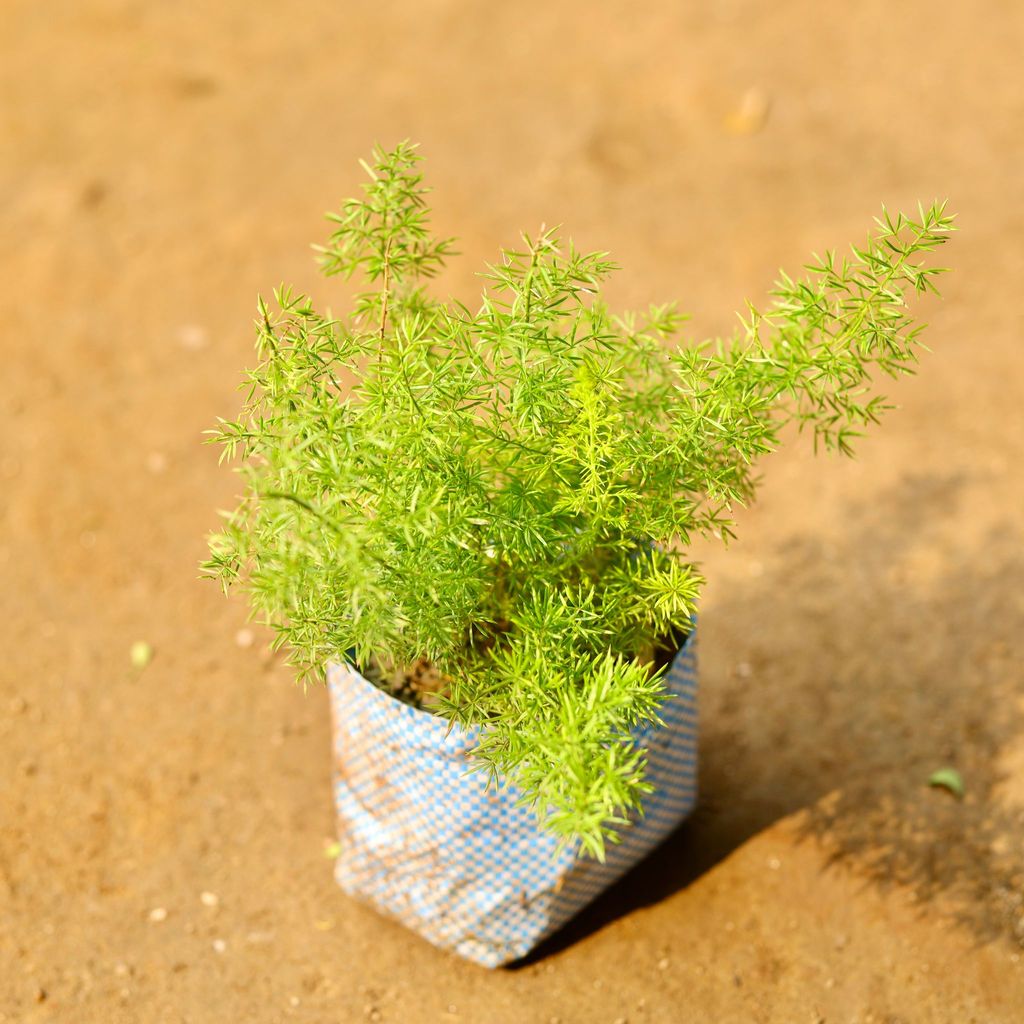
205, 143, 952, 967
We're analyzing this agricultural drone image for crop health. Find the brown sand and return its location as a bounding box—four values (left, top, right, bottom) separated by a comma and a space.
2, 1, 1024, 1020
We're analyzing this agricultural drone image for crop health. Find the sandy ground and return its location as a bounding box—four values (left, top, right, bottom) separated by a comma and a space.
2, 1, 1024, 1021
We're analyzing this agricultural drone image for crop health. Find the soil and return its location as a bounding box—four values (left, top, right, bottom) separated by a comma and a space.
363, 655, 448, 709
3, 1, 1024, 1021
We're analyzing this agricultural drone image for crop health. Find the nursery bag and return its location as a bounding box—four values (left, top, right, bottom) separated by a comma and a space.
327, 629, 698, 967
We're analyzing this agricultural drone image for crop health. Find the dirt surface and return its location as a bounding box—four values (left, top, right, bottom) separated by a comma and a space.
3, 1, 1024, 1021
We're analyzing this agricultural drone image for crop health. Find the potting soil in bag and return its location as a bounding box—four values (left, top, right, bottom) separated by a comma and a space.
326, 630, 697, 967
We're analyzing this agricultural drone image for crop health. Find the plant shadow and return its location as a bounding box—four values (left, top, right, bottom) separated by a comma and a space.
517, 472, 1024, 964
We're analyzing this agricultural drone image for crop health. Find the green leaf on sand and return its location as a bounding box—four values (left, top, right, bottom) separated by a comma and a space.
928, 767, 964, 798
130, 641, 154, 670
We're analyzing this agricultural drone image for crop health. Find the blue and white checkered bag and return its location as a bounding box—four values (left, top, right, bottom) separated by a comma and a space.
327, 630, 698, 967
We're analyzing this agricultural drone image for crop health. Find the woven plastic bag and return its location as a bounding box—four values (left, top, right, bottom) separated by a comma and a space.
327, 630, 697, 967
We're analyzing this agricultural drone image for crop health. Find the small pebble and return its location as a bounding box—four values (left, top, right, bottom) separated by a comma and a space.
657, 957, 670, 971
725, 87, 771, 135
178, 324, 209, 351
235, 628, 255, 649
199, 891, 219, 908
212, 939, 227, 954
289, 996, 300, 1007
768, 857, 781, 870
148, 907, 167, 923
736, 662, 753, 678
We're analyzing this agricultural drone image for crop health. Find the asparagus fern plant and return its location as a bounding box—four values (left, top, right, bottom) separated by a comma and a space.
206, 142, 952, 858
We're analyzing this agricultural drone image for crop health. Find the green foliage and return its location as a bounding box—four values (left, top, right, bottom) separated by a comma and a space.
206, 142, 953, 858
